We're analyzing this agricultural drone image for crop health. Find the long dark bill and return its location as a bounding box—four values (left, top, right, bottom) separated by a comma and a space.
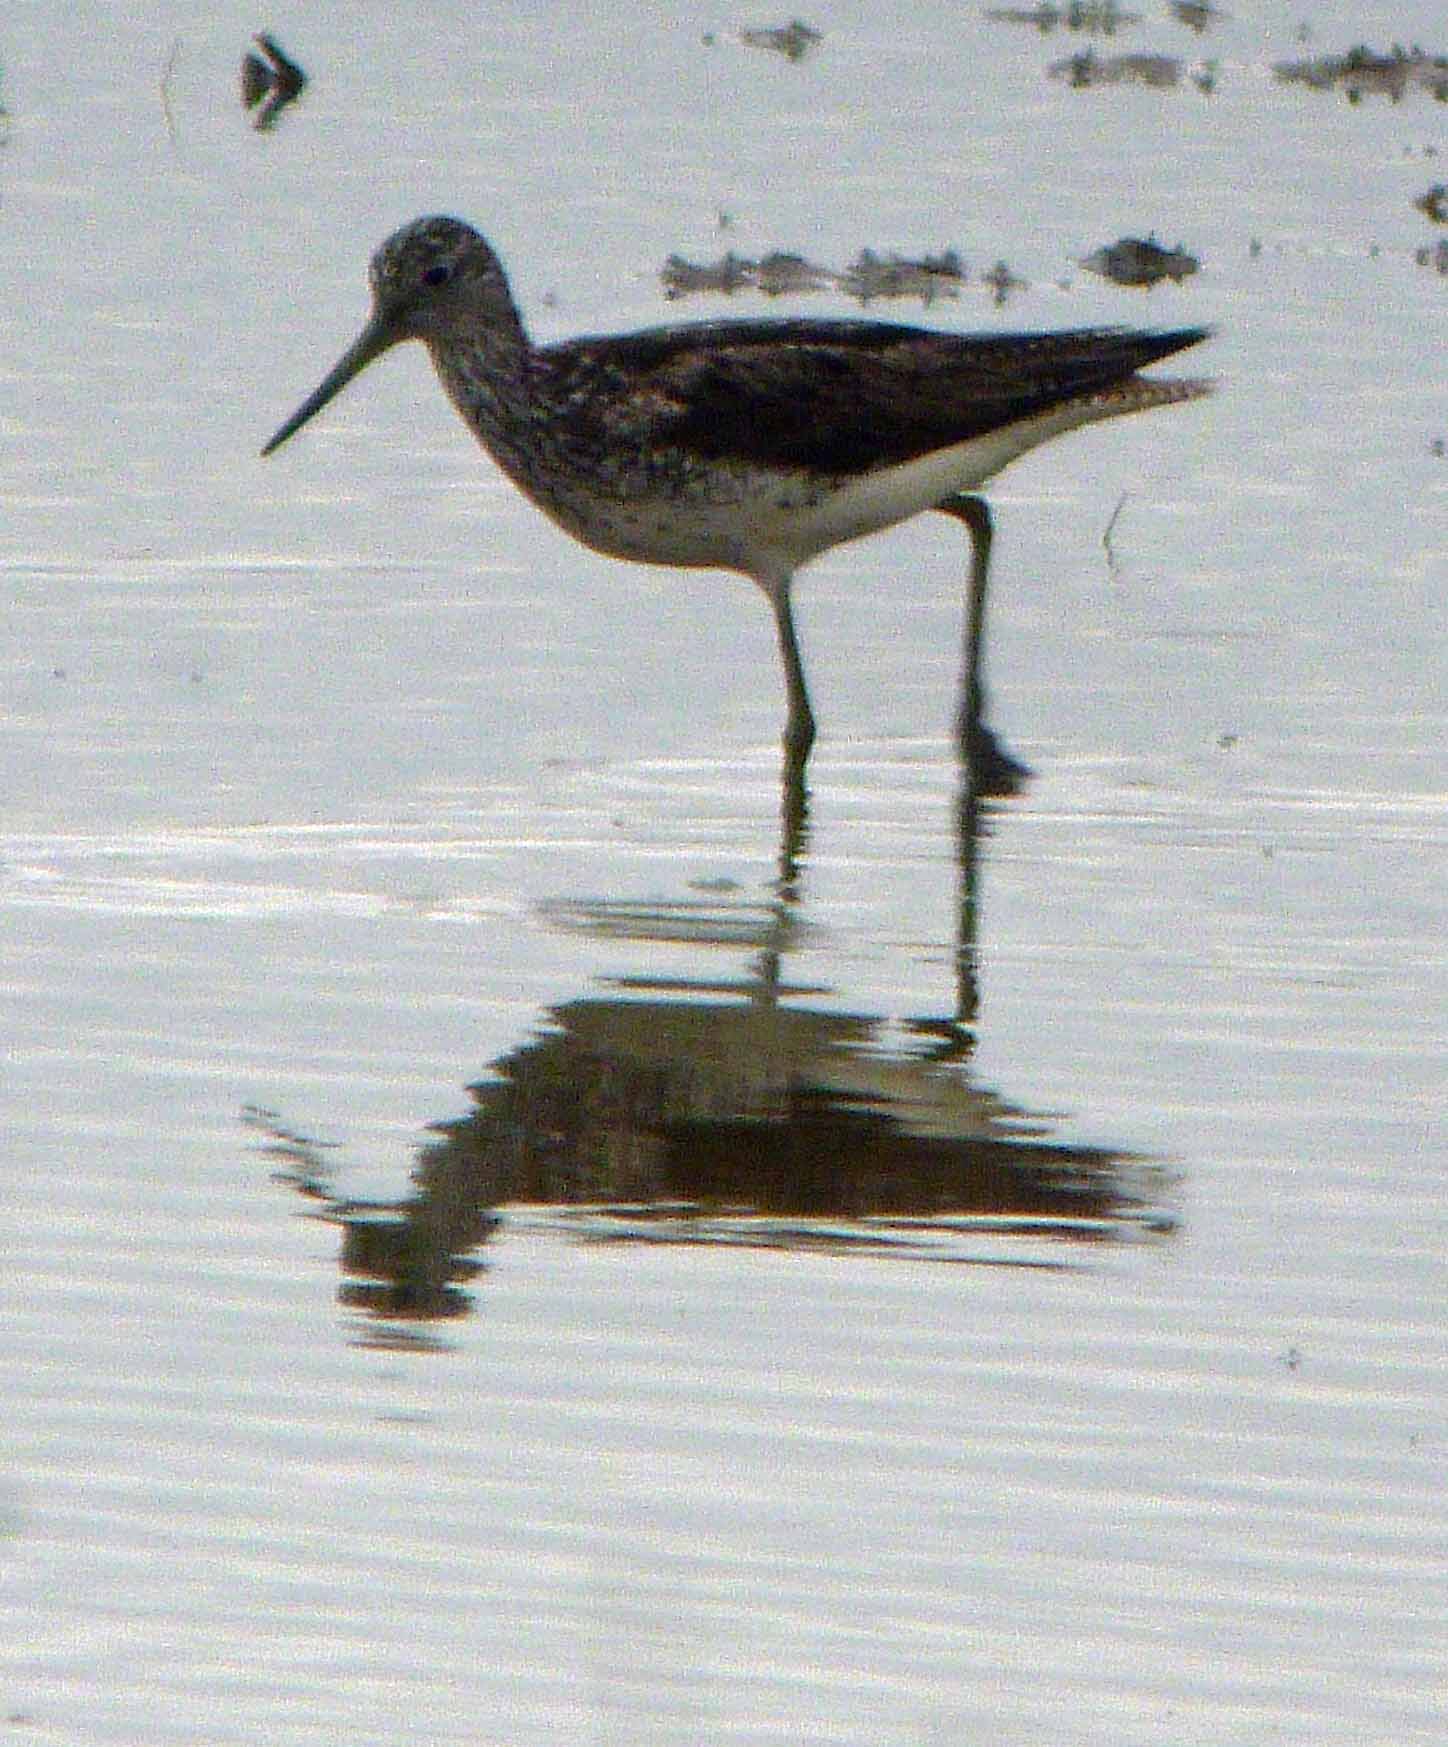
261, 313, 397, 457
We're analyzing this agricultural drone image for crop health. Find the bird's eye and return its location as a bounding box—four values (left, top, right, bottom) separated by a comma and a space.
422, 262, 452, 287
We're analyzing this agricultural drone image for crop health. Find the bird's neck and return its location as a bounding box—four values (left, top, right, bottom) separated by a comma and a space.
428, 297, 532, 417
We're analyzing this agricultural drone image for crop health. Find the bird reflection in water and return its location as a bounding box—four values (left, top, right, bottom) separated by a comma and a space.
255, 499, 1175, 1346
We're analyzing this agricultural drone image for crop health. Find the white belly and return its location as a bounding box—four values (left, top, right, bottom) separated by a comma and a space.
521, 377, 1205, 582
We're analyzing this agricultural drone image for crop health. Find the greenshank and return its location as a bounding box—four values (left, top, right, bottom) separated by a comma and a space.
263, 216, 1211, 766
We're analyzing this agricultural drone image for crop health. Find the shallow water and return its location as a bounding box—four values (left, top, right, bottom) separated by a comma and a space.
3, 3, 1446, 1743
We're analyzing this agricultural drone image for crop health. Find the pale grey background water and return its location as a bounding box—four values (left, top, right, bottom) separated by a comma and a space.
3, 3, 1445, 1744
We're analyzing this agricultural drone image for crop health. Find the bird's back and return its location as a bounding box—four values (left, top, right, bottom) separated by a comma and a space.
534, 320, 1211, 475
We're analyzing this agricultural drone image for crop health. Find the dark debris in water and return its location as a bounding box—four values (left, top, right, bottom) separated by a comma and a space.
1049, 48, 1185, 87
1082, 234, 1200, 286
662, 250, 835, 299
1272, 43, 1448, 103
1414, 238, 1448, 274
1168, 0, 1226, 31
754, 250, 836, 295
241, 32, 308, 131
840, 247, 966, 305
981, 259, 1030, 305
984, 3, 1140, 34
662, 251, 757, 298
704, 19, 822, 62
986, 0, 1222, 35
742, 19, 821, 60
1414, 183, 1448, 223
663, 245, 966, 305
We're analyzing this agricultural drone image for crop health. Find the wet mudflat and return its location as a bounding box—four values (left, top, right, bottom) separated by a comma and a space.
3, 3, 1445, 1744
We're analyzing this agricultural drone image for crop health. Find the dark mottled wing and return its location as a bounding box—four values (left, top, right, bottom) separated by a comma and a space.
539, 320, 1211, 475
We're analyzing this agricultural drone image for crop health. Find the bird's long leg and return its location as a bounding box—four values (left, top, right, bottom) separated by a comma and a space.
936, 493, 1030, 796
936, 493, 993, 734
759, 570, 817, 773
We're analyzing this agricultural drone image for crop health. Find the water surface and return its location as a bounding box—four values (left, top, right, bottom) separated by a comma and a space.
3, 3, 1445, 1743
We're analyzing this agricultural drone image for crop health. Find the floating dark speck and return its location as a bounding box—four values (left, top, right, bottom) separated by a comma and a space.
241, 32, 308, 131
1169, 0, 1226, 32
756, 251, 837, 296
981, 260, 1029, 306
1082, 234, 1200, 286
1049, 48, 1184, 87
1414, 182, 1448, 223
1272, 42, 1448, 104
240, 51, 270, 110
839, 248, 965, 306
661, 251, 761, 299
984, 2, 1140, 35
736, 19, 822, 62
661, 245, 964, 305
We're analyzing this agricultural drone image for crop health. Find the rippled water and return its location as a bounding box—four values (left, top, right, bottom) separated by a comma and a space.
4, 3, 1445, 1743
